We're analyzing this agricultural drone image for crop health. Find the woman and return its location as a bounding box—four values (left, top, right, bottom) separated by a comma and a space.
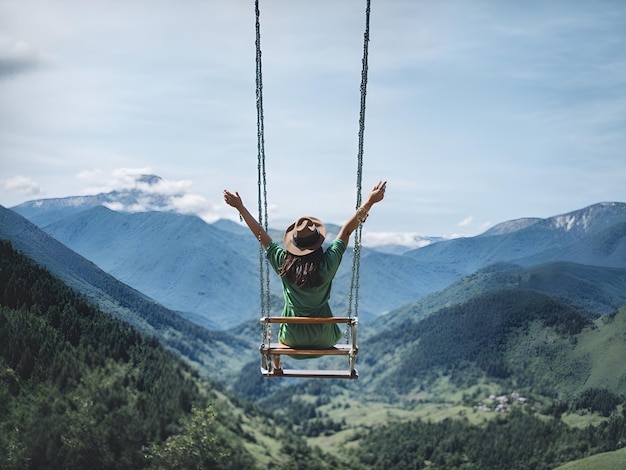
223, 180, 386, 371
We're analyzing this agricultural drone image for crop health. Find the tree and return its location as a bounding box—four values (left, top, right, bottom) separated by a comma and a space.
146, 405, 244, 470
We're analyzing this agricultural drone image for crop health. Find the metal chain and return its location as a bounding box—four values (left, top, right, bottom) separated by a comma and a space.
255, 0, 372, 343
255, 0, 271, 327
347, 0, 371, 324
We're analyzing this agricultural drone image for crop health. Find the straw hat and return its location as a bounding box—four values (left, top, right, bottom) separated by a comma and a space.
283, 216, 326, 255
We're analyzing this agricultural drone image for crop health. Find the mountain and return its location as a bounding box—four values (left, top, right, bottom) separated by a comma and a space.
483, 202, 626, 238
37, 205, 262, 329
0, 205, 255, 376
373, 261, 626, 334
362, 288, 626, 399
0, 241, 339, 469
238, 290, 626, 468
11, 191, 626, 331
405, 202, 626, 273
12, 200, 458, 327
360, 233, 446, 254
525, 220, 626, 267
13, 174, 172, 227
6, 199, 626, 468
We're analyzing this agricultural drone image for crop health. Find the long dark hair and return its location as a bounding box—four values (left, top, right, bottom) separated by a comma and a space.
280, 247, 323, 288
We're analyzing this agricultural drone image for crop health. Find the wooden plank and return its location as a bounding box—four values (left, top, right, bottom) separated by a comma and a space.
260, 316, 356, 325
261, 368, 359, 379
260, 343, 356, 356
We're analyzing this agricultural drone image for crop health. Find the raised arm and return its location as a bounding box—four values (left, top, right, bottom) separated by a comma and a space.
223, 190, 272, 249
337, 180, 387, 246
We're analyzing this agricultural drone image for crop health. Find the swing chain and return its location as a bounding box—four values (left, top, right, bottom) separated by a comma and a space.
254, 0, 372, 360
347, 0, 371, 323
255, 0, 271, 324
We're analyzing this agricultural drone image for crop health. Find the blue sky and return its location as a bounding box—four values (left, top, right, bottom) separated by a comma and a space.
1, 0, 625, 243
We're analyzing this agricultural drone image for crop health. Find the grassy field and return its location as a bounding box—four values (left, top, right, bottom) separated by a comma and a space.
304, 377, 533, 456
572, 312, 626, 393
236, 308, 626, 464
554, 446, 626, 470
561, 410, 610, 429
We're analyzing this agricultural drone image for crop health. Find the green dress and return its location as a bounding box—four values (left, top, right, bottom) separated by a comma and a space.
266, 239, 346, 349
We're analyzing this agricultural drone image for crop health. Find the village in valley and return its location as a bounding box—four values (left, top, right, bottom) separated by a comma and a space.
474, 392, 528, 413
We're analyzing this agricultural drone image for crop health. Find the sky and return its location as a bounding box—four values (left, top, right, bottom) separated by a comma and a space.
1, 0, 625, 243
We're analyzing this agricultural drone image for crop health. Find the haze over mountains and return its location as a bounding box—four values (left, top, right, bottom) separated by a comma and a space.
8, 177, 626, 331
4, 223, 626, 470
0, 205, 249, 376
3, 177, 626, 469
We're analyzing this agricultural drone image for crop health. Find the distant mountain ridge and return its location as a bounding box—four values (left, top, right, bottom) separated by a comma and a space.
10, 190, 626, 330
365, 288, 597, 395
374, 261, 626, 336
6, 214, 626, 470
406, 202, 626, 272
481, 202, 626, 237
0, 205, 254, 376
40, 204, 262, 329
4, 197, 626, 402
11, 195, 459, 327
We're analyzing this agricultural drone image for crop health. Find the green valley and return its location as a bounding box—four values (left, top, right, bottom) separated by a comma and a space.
2, 237, 626, 469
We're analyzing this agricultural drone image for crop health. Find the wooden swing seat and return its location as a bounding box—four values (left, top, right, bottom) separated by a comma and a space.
261, 316, 356, 325
253, 0, 370, 381
259, 316, 359, 379
260, 342, 356, 356
262, 368, 359, 379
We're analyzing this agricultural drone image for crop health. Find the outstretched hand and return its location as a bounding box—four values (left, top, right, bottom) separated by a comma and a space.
222, 189, 271, 247
223, 190, 243, 211
367, 180, 387, 205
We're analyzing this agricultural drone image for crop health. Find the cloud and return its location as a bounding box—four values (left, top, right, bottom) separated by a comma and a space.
80, 167, 222, 222
0, 176, 43, 196
141, 178, 194, 197
0, 38, 42, 78
454, 217, 493, 236
166, 193, 222, 224
479, 221, 493, 233
361, 231, 439, 249
78, 167, 156, 194
458, 216, 474, 227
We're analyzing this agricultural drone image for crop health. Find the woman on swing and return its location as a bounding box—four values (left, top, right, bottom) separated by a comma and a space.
223, 180, 386, 372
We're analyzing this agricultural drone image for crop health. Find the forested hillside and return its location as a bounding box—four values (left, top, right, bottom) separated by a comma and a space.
234, 287, 626, 468
347, 407, 626, 469
0, 240, 240, 468
375, 261, 626, 334
364, 289, 613, 397
4, 196, 626, 469
0, 205, 257, 379
251, 373, 626, 469
3, 237, 626, 468
0, 240, 343, 469
9, 200, 626, 336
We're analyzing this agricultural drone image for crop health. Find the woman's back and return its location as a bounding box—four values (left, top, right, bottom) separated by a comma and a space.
223, 181, 386, 354
266, 238, 346, 348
